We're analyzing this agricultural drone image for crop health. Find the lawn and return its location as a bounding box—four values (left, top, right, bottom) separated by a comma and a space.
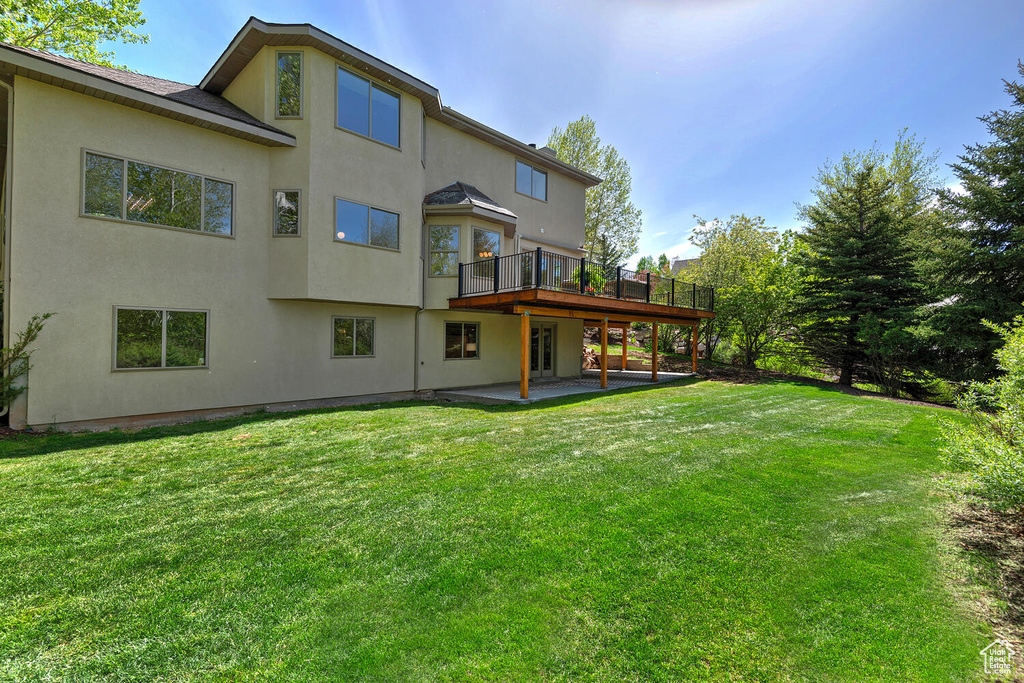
0, 380, 991, 681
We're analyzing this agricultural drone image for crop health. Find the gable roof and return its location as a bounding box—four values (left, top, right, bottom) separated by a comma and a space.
0, 42, 295, 147
424, 181, 518, 236
202, 18, 601, 187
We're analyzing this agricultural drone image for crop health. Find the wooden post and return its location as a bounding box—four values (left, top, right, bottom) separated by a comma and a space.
520, 312, 530, 399
621, 326, 629, 372
652, 322, 659, 382
600, 318, 608, 389
691, 323, 699, 373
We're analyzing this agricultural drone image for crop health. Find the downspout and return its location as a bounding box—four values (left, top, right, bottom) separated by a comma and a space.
0, 80, 13, 418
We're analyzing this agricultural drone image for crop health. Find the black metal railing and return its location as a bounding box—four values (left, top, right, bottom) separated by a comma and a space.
456, 247, 714, 312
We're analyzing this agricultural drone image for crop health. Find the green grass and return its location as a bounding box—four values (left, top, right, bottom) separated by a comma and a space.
0, 380, 990, 681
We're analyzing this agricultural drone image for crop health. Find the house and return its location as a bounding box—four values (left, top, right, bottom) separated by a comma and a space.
0, 18, 714, 430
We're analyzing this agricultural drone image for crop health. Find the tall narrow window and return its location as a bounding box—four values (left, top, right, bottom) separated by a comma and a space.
333, 316, 375, 357
429, 225, 459, 276
445, 322, 479, 359
515, 160, 547, 201
336, 65, 401, 147
273, 190, 300, 235
471, 227, 500, 278
114, 307, 208, 370
276, 52, 302, 118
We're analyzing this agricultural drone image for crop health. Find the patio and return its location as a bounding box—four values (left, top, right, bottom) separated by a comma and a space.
434, 369, 696, 405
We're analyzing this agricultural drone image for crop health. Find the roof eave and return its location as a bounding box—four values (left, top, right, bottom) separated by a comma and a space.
424, 203, 518, 237
0, 47, 296, 148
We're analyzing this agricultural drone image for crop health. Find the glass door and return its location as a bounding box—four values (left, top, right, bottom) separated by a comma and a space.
530, 323, 556, 378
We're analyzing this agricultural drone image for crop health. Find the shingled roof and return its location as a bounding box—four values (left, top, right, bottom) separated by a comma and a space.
423, 182, 518, 236
0, 42, 294, 147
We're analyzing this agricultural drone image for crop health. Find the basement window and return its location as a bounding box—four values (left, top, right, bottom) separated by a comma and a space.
333, 316, 375, 357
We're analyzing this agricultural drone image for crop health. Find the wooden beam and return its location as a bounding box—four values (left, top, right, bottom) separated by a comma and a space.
450, 288, 716, 320
508, 305, 697, 327
652, 322, 659, 382
692, 323, 699, 373
600, 318, 608, 389
621, 326, 629, 372
520, 312, 530, 399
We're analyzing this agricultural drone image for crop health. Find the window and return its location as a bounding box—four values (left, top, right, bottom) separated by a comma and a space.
336, 66, 400, 147
515, 160, 547, 201
333, 316, 375, 357
471, 226, 501, 277
83, 151, 234, 236
335, 198, 399, 250
445, 322, 479, 359
429, 225, 459, 276
114, 307, 207, 370
273, 190, 300, 236
276, 52, 302, 118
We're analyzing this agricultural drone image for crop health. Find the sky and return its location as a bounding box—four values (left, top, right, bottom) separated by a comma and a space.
112, 0, 1024, 266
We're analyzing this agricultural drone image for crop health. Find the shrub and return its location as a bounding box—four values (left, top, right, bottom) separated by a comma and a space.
941, 315, 1024, 509
1, 312, 55, 410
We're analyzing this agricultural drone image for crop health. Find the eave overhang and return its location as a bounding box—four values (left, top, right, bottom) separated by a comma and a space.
424, 203, 517, 237
201, 18, 602, 185
0, 47, 296, 148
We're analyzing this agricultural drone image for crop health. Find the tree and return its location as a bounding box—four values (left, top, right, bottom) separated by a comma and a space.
689, 215, 782, 362
0, 0, 148, 68
925, 63, 1024, 381
794, 158, 922, 389
547, 116, 642, 263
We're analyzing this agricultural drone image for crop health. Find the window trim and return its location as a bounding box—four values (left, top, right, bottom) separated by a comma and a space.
444, 321, 481, 361
111, 305, 210, 372
275, 50, 303, 120
272, 188, 302, 237
334, 63, 402, 150
333, 195, 401, 252
331, 315, 376, 358
514, 159, 548, 202
427, 224, 460, 278
81, 148, 236, 239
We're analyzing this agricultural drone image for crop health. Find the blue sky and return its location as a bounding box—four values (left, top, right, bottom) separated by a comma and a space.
114, 0, 1023, 265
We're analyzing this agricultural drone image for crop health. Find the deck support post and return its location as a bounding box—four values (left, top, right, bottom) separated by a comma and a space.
600, 318, 609, 389
652, 322, 659, 382
520, 311, 530, 399
692, 323, 699, 373
621, 326, 629, 372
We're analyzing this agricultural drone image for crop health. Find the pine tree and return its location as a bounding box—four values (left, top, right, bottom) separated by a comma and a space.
926, 63, 1024, 380
795, 161, 920, 387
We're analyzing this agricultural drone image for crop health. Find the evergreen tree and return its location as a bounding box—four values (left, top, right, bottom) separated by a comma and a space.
795, 161, 920, 388
925, 63, 1024, 381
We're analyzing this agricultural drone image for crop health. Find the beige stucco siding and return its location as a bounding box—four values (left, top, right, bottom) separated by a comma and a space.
7, 78, 416, 426
424, 119, 586, 252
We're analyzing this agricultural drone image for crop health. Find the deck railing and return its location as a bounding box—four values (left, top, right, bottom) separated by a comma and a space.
456, 247, 714, 312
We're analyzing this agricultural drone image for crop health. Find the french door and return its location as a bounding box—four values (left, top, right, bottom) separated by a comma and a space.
530, 323, 556, 378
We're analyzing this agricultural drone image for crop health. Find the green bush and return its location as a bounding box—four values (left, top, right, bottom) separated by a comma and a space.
941, 315, 1024, 509
0, 312, 54, 410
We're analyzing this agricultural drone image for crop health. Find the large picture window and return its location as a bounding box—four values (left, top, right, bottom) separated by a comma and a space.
83, 151, 234, 236
276, 51, 302, 118
445, 322, 479, 360
335, 198, 399, 250
429, 225, 459, 276
333, 316, 375, 357
114, 307, 208, 370
336, 65, 400, 147
515, 160, 547, 201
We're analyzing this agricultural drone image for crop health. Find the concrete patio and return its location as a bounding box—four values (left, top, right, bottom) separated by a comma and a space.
435, 369, 696, 405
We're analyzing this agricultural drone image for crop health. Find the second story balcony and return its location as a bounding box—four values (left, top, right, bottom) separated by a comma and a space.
451, 248, 715, 324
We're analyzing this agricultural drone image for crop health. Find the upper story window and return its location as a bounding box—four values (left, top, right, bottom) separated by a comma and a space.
515, 160, 547, 201
336, 65, 400, 147
471, 226, 500, 277
83, 151, 233, 237
335, 198, 399, 250
276, 52, 302, 118
429, 225, 459, 276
